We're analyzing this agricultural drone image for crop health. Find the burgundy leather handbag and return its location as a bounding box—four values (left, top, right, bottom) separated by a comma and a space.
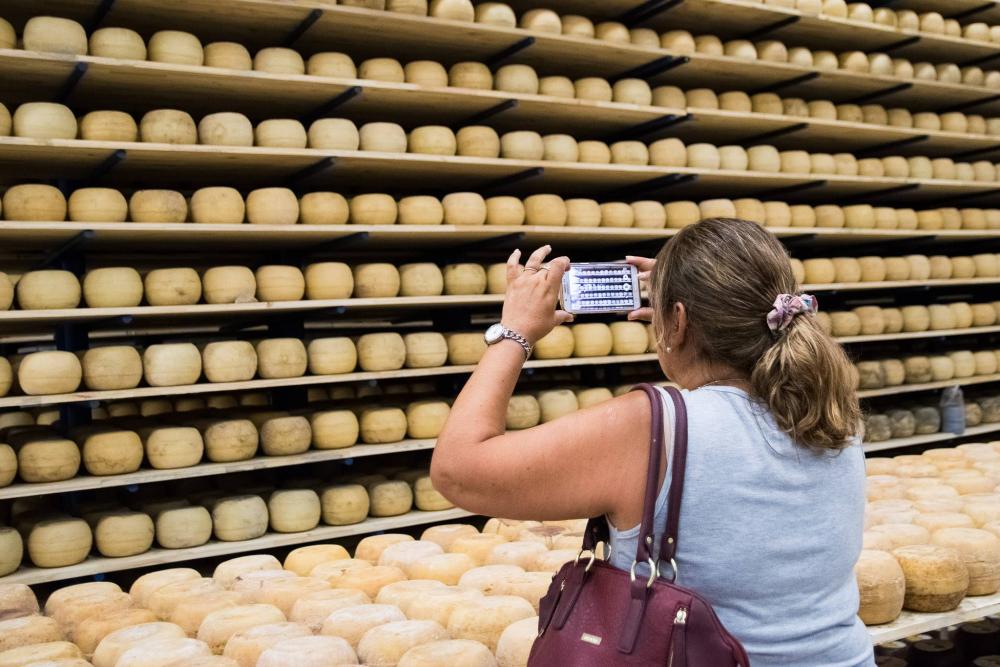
528, 384, 750, 666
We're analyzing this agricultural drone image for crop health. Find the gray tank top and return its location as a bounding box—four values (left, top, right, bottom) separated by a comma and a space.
608, 386, 874, 667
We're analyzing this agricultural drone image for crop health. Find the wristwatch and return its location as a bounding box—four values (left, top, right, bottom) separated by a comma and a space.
484, 323, 532, 358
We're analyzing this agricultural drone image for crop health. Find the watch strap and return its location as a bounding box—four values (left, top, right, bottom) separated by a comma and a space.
501, 327, 533, 358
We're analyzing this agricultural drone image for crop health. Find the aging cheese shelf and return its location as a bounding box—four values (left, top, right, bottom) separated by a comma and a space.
862, 422, 1000, 454
0, 507, 476, 585
500, 0, 1000, 64
868, 589, 1000, 644
3, 51, 1000, 160
0, 439, 437, 501
5, 0, 1000, 113
0, 139, 997, 204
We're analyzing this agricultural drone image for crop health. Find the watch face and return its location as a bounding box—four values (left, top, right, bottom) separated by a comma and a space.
485, 323, 505, 344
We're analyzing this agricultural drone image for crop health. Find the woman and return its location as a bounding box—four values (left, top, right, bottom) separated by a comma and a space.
431, 217, 874, 666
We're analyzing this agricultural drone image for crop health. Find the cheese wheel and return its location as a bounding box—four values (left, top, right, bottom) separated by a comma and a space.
802, 259, 835, 284
16, 270, 80, 310
447, 596, 534, 652
813, 50, 839, 69
18, 351, 82, 395
831, 312, 862, 337
405, 61, 449, 86
748, 145, 781, 173
78, 111, 138, 142
430, 0, 473, 20
831, 258, 862, 283
143, 268, 201, 306
148, 30, 203, 65
260, 415, 311, 456
409, 126, 457, 156
494, 65, 538, 95
449, 62, 492, 89
495, 616, 537, 667
0, 529, 20, 577
577, 141, 611, 164
130, 189, 187, 223
26, 517, 91, 568
196, 604, 285, 654
320, 604, 406, 648
360, 408, 408, 444
0, 616, 64, 654
456, 127, 500, 159
757, 40, 788, 62
258, 635, 358, 667
652, 85, 686, 109
505, 395, 540, 430
116, 637, 215, 667
687, 143, 720, 169
254, 119, 307, 149
406, 400, 450, 439
255, 338, 307, 379
198, 112, 253, 146
686, 88, 719, 110
718, 91, 752, 113
353, 263, 400, 298
12, 101, 78, 142
356, 620, 449, 666
395, 196, 444, 226
357, 332, 406, 371
204, 42, 253, 70
80, 428, 142, 475
211, 495, 269, 542
91, 510, 154, 558
152, 505, 211, 549
441, 193, 487, 226
661, 30, 695, 53
724, 40, 758, 60
807, 100, 837, 120
255, 265, 305, 302
612, 79, 652, 106
244, 187, 298, 225
400, 332, 447, 369
537, 389, 579, 423
594, 21, 630, 42
854, 550, 905, 625
0, 641, 84, 667
359, 122, 408, 152
359, 58, 405, 83
301, 262, 353, 300
3, 184, 66, 221
85, 26, 145, 61
571, 323, 613, 358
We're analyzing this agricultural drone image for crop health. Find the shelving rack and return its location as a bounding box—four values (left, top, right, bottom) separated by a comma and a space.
0, 0, 999, 644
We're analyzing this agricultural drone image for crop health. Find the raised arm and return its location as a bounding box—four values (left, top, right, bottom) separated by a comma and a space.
431, 247, 660, 529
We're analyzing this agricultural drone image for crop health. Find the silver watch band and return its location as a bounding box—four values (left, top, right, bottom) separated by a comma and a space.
502, 328, 533, 358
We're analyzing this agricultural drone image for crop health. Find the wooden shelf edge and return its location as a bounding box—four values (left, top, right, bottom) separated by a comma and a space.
863, 422, 1000, 454
0, 439, 437, 501
858, 373, 1000, 399
0, 507, 476, 585
868, 590, 1000, 644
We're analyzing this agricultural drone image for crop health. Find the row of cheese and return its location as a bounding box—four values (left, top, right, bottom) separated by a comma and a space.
854, 351, 1000, 390
863, 395, 1000, 442
10, 17, 1000, 141
0, 383, 612, 485
822, 302, 1000, 337
0, 516, 575, 665
10, 101, 1000, 184
0, 468, 459, 575
7, 6, 997, 93
7, 184, 1000, 233
0, 323, 653, 396
857, 442, 1000, 625
795, 253, 1000, 284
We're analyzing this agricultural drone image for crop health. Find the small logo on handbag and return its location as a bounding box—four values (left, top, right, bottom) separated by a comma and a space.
580, 633, 603, 646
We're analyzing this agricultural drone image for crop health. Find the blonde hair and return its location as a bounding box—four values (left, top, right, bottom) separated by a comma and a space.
650, 218, 859, 451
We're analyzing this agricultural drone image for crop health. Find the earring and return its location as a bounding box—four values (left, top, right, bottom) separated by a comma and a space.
665, 346, 672, 353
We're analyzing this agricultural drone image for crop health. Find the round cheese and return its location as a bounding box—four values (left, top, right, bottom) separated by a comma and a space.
259, 635, 358, 667
155, 506, 212, 549
87, 26, 146, 60
319, 484, 369, 525
16, 270, 81, 310
267, 490, 320, 533
2, 184, 66, 221
81, 428, 142, 475
116, 638, 214, 667
747, 145, 781, 173
409, 126, 457, 156
13, 101, 78, 140
92, 511, 154, 558
255, 119, 307, 149
442, 193, 487, 226
82, 267, 142, 308
574, 77, 612, 101
360, 408, 408, 444
130, 189, 187, 223
18, 351, 82, 395
196, 604, 285, 654
78, 111, 138, 143
211, 495, 269, 542
403, 61, 448, 87
27, 518, 91, 567
454, 127, 500, 159
353, 263, 401, 298
406, 400, 450, 439
144, 268, 201, 306
447, 596, 534, 652
204, 42, 253, 70
148, 30, 203, 65
687, 143, 720, 169
449, 62, 492, 89
254, 47, 305, 75
255, 265, 305, 302
260, 415, 311, 455
359, 58, 405, 83
358, 332, 406, 370
198, 112, 253, 146
255, 338, 307, 379
304, 262, 353, 300
245, 188, 299, 225
494, 65, 538, 95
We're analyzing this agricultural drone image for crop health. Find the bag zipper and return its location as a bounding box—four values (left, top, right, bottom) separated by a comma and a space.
668, 606, 687, 667
538, 578, 566, 637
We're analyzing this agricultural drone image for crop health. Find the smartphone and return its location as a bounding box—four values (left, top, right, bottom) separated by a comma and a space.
560, 262, 641, 315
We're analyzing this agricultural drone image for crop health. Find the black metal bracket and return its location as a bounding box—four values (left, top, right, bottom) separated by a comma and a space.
83, 149, 128, 185
86, 0, 116, 31
283, 8, 323, 47
612, 56, 689, 83
779, 233, 818, 247
952, 3, 995, 20
855, 135, 928, 157
845, 83, 912, 105
56, 62, 89, 104
749, 72, 818, 96
952, 144, 1000, 161
601, 113, 693, 143
292, 231, 371, 260
604, 173, 697, 200
480, 167, 544, 194
451, 232, 525, 254
484, 37, 535, 68
941, 94, 1000, 114
754, 179, 827, 200
842, 235, 933, 257
925, 187, 1000, 208
459, 100, 518, 127
961, 51, 1000, 68
300, 86, 363, 126
285, 157, 336, 189
737, 16, 800, 41
880, 35, 921, 53
33, 230, 94, 273
741, 122, 809, 145
617, 0, 686, 27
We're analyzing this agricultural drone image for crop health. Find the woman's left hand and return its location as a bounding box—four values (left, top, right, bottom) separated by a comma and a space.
501, 245, 574, 344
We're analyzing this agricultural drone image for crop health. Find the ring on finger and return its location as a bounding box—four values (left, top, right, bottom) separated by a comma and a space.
524, 267, 539, 273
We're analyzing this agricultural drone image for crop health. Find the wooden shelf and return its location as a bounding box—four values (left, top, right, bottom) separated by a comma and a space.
5, 1, 1000, 113
2, 221, 1000, 253
503, 0, 1000, 64
0, 139, 997, 205
863, 422, 1000, 454
0, 439, 436, 501
869, 589, 1000, 644
0, 507, 476, 585
838, 325, 1000, 345
2, 51, 999, 160
0, 353, 662, 409
858, 373, 1000, 399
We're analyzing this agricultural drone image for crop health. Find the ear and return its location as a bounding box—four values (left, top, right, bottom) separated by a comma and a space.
672, 302, 688, 347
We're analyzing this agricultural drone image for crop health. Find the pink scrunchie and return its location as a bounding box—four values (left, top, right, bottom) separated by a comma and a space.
767, 293, 818, 333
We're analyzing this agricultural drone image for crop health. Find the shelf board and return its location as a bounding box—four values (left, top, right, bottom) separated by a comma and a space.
4, 1, 1000, 113
0, 507, 476, 585
869, 589, 1000, 644
0, 353, 662, 409
858, 372, 1000, 399
0, 439, 436, 501
863, 422, 1000, 454
0, 139, 996, 204
2, 51, 998, 159
838, 325, 1000, 345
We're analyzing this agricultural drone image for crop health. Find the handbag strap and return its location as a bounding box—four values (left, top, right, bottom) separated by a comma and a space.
659, 385, 688, 564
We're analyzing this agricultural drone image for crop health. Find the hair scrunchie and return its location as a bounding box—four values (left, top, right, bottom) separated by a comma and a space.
767, 293, 818, 334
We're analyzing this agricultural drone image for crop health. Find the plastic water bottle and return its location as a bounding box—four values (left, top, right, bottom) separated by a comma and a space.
940, 386, 966, 436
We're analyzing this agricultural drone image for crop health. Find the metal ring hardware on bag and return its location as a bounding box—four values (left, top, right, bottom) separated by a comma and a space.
574, 548, 597, 573
656, 557, 679, 582
629, 557, 657, 588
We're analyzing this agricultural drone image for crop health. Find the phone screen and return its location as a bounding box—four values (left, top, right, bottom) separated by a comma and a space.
560, 262, 641, 314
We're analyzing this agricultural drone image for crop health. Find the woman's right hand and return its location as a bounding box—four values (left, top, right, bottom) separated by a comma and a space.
626, 255, 656, 322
